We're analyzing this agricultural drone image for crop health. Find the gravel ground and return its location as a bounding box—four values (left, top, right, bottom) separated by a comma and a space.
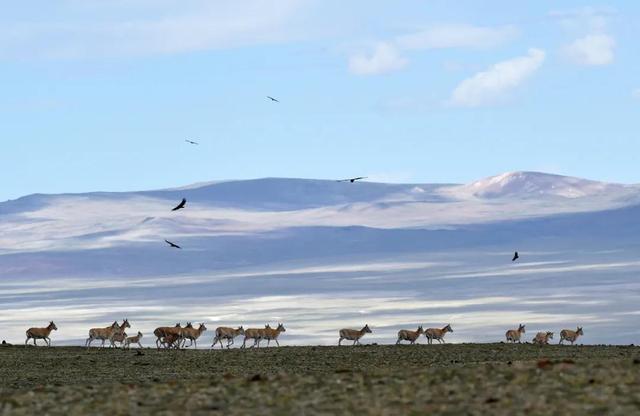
1, 343, 639, 415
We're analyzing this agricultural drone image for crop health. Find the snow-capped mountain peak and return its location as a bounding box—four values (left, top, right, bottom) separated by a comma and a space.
460, 171, 627, 199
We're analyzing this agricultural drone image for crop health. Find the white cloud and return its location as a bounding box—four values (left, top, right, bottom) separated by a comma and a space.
0, 0, 308, 59
550, 6, 615, 33
633, 89, 640, 99
562, 34, 615, 66
348, 23, 517, 76
348, 42, 408, 76
448, 48, 545, 108
551, 7, 616, 67
396, 24, 518, 50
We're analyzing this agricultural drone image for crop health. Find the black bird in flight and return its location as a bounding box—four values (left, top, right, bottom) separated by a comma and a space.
171, 198, 187, 212
512, 251, 519, 262
185, 139, 199, 145
267, 96, 279, 103
337, 177, 367, 183
165, 240, 182, 249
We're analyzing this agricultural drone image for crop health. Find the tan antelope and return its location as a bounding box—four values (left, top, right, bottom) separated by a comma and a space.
25, 321, 58, 347
86, 321, 119, 348
110, 331, 127, 348
182, 323, 207, 348
559, 327, 583, 345
124, 332, 144, 349
425, 324, 453, 344
532, 331, 554, 345
161, 332, 182, 349
241, 325, 269, 348
109, 319, 131, 348
263, 323, 286, 347
154, 323, 183, 350
339, 324, 372, 346
396, 326, 424, 345
506, 324, 526, 343
211, 326, 244, 349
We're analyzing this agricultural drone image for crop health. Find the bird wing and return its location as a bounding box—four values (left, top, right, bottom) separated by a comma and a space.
171, 199, 186, 211
165, 240, 181, 249
267, 96, 279, 102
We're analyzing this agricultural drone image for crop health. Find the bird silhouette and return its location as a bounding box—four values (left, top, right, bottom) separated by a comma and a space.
267, 96, 279, 103
171, 198, 186, 211
337, 177, 367, 183
185, 139, 199, 145
512, 251, 519, 262
165, 240, 181, 249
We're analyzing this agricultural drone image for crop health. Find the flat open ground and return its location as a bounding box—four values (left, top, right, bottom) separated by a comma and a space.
1, 343, 639, 415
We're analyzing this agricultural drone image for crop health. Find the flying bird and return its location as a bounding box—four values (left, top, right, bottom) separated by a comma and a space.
185, 139, 199, 145
267, 96, 279, 103
512, 251, 519, 262
171, 198, 186, 212
165, 240, 182, 249
337, 177, 367, 183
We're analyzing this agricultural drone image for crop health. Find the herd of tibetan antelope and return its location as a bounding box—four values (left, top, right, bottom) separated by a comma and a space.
15, 193, 592, 351
21, 320, 586, 349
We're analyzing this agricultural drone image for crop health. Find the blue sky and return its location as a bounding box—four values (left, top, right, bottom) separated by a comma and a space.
1, 1, 638, 201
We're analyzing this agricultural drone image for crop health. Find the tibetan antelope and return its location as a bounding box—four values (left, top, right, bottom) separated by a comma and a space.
211, 326, 244, 349
110, 331, 127, 348
532, 331, 554, 345
338, 324, 372, 346
161, 333, 182, 349
505, 324, 526, 343
109, 319, 131, 348
182, 323, 207, 348
396, 326, 424, 345
154, 323, 184, 350
425, 324, 453, 345
559, 327, 583, 345
86, 321, 119, 348
264, 323, 286, 347
25, 321, 58, 347
124, 332, 144, 349
241, 325, 269, 348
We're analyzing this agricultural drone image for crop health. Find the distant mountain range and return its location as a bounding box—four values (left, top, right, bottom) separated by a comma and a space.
1, 172, 640, 346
